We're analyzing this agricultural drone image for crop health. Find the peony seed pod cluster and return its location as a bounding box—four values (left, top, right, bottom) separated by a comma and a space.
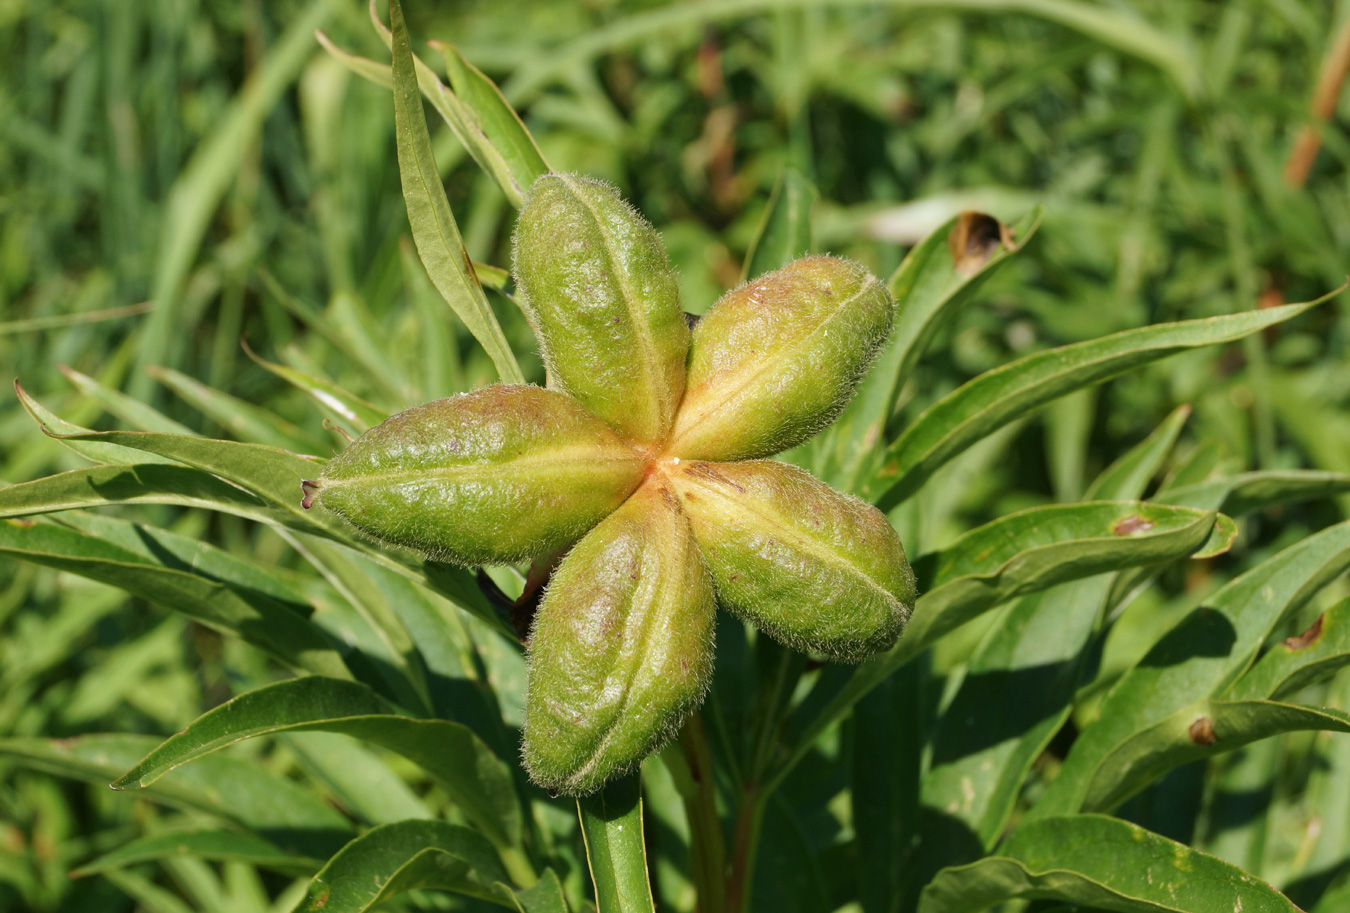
306, 173, 916, 794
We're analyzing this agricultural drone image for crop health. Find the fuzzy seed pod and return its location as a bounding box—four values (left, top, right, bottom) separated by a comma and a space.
668, 459, 914, 661
513, 173, 689, 444
311, 385, 645, 565
523, 482, 716, 794
668, 256, 893, 462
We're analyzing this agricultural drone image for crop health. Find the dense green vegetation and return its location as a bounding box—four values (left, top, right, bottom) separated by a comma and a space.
5, 1, 1350, 911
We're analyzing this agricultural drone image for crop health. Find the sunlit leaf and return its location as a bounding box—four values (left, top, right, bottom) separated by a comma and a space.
112, 676, 521, 850
920, 815, 1296, 913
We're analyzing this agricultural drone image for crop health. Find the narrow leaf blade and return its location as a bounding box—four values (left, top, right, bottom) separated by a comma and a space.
389, 0, 523, 384
919, 815, 1296, 913
434, 40, 550, 207
870, 292, 1341, 510
295, 820, 509, 913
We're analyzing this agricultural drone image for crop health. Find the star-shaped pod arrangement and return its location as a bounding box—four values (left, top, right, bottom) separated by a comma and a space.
306, 173, 916, 794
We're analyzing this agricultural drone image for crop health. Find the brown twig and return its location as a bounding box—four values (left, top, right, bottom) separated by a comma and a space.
1284, 12, 1350, 187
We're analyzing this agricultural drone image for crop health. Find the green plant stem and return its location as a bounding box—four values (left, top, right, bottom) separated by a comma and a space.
1210, 115, 1276, 469
677, 712, 727, 913
578, 773, 657, 913
725, 639, 804, 912
725, 788, 768, 913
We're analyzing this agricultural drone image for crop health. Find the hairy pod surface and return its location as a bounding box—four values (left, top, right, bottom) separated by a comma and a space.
667, 256, 894, 462
312, 385, 645, 565
668, 459, 915, 661
523, 482, 716, 794
513, 173, 689, 444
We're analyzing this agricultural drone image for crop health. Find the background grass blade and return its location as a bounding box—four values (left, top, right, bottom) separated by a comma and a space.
242, 343, 388, 433
146, 365, 330, 454
0, 518, 351, 678
133, 0, 341, 399
0, 734, 354, 859
741, 168, 817, 282
72, 829, 320, 878
501, 0, 1201, 104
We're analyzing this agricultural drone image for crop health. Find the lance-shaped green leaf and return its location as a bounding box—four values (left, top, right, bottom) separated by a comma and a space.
1157, 469, 1350, 514
669, 256, 893, 463
316, 29, 391, 87
364, 0, 549, 211
668, 459, 914, 661
42, 428, 342, 536
242, 342, 388, 432
1082, 699, 1350, 813
817, 209, 1041, 492
0, 735, 353, 859
506, 870, 570, 913
313, 385, 645, 565
741, 168, 816, 282
577, 773, 657, 913
905, 501, 1222, 665
1029, 519, 1350, 821
433, 41, 550, 207
922, 406, 1190, 854
885, 210, 1035, 409
389, 0, 523, 384
15, 381, 175, 465
0, 463, 277, 524
294, 820, 509, 912
514, 172, 688, 444
1228, 598, 1350, 701
919, 814, 1296, 913
112, 676, 522, 851
1102, 468, 1350, 615
525, 484, 715, 794
868, 291, 1340, 510
72, 829, 320, 877
774, 500, 1224, 792
0, 518, 351, 678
